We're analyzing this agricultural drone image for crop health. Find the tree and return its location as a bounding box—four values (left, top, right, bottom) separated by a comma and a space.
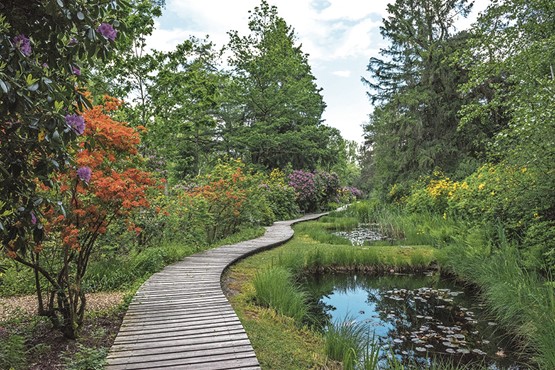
89, 0, 164, 128
1, 0, 128, 288
361, 0, 476, 195
225, 0, 337, 170
148, 38, 224, 180
12, 97, 154, 338
457, 0, 555, 259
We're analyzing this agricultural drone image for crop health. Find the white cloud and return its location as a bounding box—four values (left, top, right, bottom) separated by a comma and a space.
332, 70, 352, 78
145, 0, 491, 144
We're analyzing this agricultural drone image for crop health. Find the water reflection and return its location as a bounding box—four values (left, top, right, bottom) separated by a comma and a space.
303, 273, 530, 369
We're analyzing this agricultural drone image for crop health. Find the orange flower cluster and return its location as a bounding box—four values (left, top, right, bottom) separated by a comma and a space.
41, 97, 155, 250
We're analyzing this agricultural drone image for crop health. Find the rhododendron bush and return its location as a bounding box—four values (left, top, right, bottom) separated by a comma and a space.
288, 169, 342, 212
7, 97, 154, 338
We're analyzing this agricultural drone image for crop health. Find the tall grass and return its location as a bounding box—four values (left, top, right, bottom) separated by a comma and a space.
439, 226, 555, 368
275, 242, 436, 275
252, 266, 309, 324
323, 318, 367, 369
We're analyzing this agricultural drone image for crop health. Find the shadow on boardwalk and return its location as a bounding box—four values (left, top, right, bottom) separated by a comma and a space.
106, 213, 327, 369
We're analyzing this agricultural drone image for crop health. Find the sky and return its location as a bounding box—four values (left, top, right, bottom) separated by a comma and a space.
146, 0, 491, 143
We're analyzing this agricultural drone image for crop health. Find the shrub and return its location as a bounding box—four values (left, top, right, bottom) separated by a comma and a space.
0, 334, 26, 370
288, 169, 342, 212
180, 159, 275, 243
262, 169, 299, 220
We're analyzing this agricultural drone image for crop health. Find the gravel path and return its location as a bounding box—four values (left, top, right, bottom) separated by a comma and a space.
0, 292, 125, 321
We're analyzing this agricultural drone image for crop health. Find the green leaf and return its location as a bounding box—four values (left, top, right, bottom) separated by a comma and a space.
87, 27, 96, 41
76, 11, 84, 20
54, 100, 64, 112
28, 83, 39, 91
52, 130, 61, 143
0, 79, 7, 93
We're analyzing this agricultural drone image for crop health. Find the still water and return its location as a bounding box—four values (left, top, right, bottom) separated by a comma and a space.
304, 273, 530, 369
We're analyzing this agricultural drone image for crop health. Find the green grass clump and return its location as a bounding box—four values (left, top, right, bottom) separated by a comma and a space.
253, 266, 309, 324
324, 318, 366, 369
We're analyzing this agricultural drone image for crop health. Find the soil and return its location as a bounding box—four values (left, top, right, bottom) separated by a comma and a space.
0, 292, 126, 369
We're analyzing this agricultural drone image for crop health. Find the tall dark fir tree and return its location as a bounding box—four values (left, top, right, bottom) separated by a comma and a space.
361, 0, 477, 195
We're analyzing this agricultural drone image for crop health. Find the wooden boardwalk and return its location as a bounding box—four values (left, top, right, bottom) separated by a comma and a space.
106, 213, 326, 369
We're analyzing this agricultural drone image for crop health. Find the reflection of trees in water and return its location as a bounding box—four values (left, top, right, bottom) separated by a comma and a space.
304, 273, 526, 369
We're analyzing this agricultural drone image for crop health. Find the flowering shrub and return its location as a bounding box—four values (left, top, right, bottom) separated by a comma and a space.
338, 186, 364, 203
288, 170, 318, 212
179, 160, 274, 243
404, 163, 553, 271
7, 97, 155, 338
288, 170, 341, 212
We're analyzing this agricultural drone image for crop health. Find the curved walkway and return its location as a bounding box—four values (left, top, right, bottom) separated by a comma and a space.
106, 213, 326, 369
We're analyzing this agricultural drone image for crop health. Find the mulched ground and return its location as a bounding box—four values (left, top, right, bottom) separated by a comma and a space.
0, 292, 125, 321
0, 292, 126, 369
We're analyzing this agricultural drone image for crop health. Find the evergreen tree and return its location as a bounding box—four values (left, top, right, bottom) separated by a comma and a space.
361, 0, 476, 195
225, 0, 336, 170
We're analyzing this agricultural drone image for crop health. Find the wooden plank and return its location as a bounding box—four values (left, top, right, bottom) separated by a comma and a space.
112, 328, 248, 346
107, 212, 327, 369
109, 333, 250, 353
107, 343, 254, 365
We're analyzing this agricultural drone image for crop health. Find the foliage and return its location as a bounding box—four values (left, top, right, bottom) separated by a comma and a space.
253, 266, 309, 324
5, 98, 154, 338
260, 169, 300, 220
147, 38, 224, 180
62, 344, 107, 370
0, 333, 26, 370
0, 0, 128, 266
225, 0, 340, 170
179, 159, 274, 243
404, 164, 554, 271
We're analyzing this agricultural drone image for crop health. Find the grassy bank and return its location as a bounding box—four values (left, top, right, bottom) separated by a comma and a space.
226, 205, 554, 369
224, 218, 437, 369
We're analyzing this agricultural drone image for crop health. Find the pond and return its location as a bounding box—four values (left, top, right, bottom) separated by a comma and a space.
304, 273, 530, 369
333, 223, 386, 245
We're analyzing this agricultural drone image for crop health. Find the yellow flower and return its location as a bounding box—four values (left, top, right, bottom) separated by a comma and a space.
521, 167, 527, 173
478, 183, 485, 191
38, 130, 46, 142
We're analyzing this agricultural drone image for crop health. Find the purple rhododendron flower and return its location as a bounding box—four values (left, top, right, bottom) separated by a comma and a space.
69, 37, 78, 46
30, 212, 37, 225
97, 23, 117, 41
72, 65, 81, 76
65, 114, 85, 135
13, 34, 32, 56
77, 167, 92, 183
